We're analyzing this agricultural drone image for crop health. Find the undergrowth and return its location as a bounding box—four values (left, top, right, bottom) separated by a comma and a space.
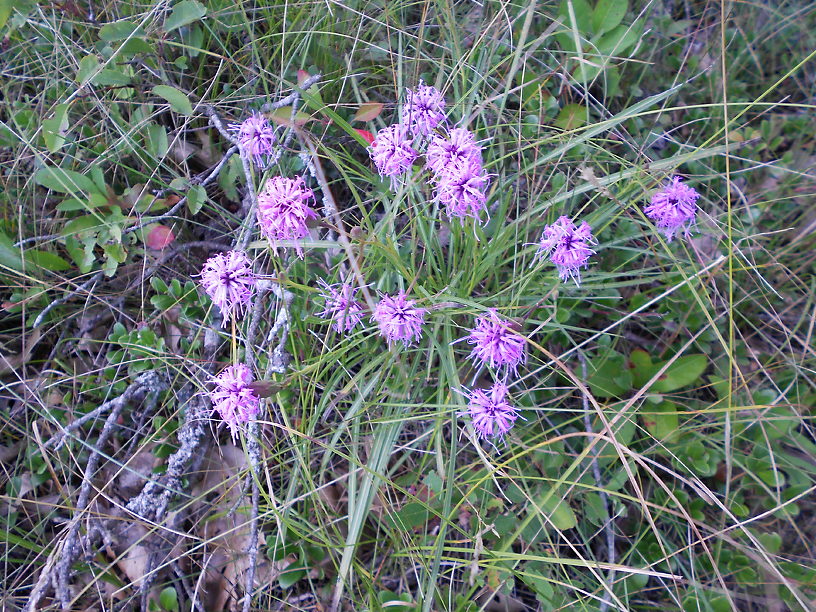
1, 0, 815, 610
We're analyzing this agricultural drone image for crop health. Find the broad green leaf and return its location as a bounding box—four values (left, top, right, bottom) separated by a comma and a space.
554, 103, 588, 130
559, 0, 592, 35
76, 55, 99, 85
99, 20, 145, 42
186, 184, 206, 214
35, 167, 99, 195
75, 55, 131, 86
164, 0, 206, 32
651, 354, 707, 393
0, 0, 11, 29
153, 85, 193, 116
641, 401, 679, 442
145, 122, 168, 158
0, 231, 24, 272
61, 215, 107, 237
596, 23, 642, 57
587, 351, 631, 398
592, 0, 628, 36
93, 68, 132, 87
535, 487, 578, 530
42, 103, 69, 153
25, 250, 71, 272
159, 586, 178, 612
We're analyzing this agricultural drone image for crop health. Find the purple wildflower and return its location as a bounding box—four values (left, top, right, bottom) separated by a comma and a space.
464, 381, 518, 439
644, 176, 700, 241
426, 128, 483, 178
434, 157, 489, 223
316, 279, 365, 334
466, 309, 526, 373
229, 112, 276, 166
372, 291, 427, 347
257, 176, 319, 257
368, 124, 418, 189
404, 81, 446, 136
198, 250, 257, 325
534, 216, 597, 285
210, 363, 261, 440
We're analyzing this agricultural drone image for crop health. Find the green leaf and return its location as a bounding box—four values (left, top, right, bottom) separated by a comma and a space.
554, 104, 587, 130
186, 184, 206, 214
25, 250, 71, 272
596, 23, 642, 57
144, 122, 168, 158
0, 0, 12, 30
651, 354, 708, 393
152, 85, 193, 116
76, 55, 100, 85
0, 231, 24, 272
277, 561, 308, 589
535, 487, 577, 530
42, 103, 70, 153
559, 0, 592, 34
592, 0, 628, 36
158, 586, 178, 612
93, 68, 132, 87
164, 0, 206, 32
35, 166, 99, 195
61, 215, 107, 237
99, 20, 145, 42
641, 401, 679, 442
587, 351, 631, 398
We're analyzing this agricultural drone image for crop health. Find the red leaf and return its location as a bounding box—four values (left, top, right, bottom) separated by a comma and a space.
354, 129, 375, 145
268, 106, 311, 127
147, 225, 175, 250
352, 102, 383, 122
297, 70, 310, 87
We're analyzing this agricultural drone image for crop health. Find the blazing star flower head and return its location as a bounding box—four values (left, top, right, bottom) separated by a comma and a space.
372, 291, 427, 347
257, 176, 319, 257
403, 81, 446, 136
210, 363, 261, 440
198, 250, 257, 325
368, 124, 418, 190
534, 216, 597, 286
464, 381, 518, 439
316, 279, 365, 334
229, 112, 276, 166
434, 157, 490, 223
644, 176, 701, 241
426, 128, 483, 178
466, 308, 526, 372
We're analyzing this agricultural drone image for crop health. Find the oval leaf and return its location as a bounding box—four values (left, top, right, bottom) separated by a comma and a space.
146, 225, 175, 250
99, 20, 145, 42
592, 0, 628, 36
352, 102, 383, 122
164, 0, 206, 32
153, 85, 193, 116
35, 167, 99, 195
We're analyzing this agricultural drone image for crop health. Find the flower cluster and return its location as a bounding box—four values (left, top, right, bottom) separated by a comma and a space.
463, 382, 518, 439
368, 85, 490, 224
230, 112, 276, 167
196, 91, 704, 444
316, 280, 365, 333
372, 291, 428, 346
257, 175, 319, 257
210, 364, 261, 440
198, 250, 257, 325
533, 216, 598, 286
645, 176, 700, 241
